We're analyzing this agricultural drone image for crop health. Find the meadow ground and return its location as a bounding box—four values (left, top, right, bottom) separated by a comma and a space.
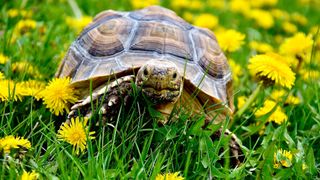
0, 0, 319, 179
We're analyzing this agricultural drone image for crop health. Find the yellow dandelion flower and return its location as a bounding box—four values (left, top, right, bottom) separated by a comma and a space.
15, 19, 37, 34
188, 0, 204, 10
248, 54, 296, 89
302, 163, 308, 171
41, 77, 78, 116
270, 9, 290, 20
300, 68, 320, 81
248, 9, 274, 29
131, 0, 159, 9
274, 162, 280, 169
270, 89, 300, 105
250, 0, 278, 7
266, 52, 295, 66
230, 0, 251, 16
0, 80, 26, 101
237, 96, 247, 109
20, 80, 46, 100
291, 13, 308, 26
274, 149, 293, 168
156, 172, 184, 180
20, 10, 33, 18
255, 100, 288, 124
0, 53, 9, 64
12, 61, 43, 79
0, 135, 31, 154
8, 9, 19, 18
182, 12, 194, 22
257, 122, 266, 136
66, 16, 92, 33
21, 170, 39, 180
0, 72, 4, 80
216, 29, 245, 52
279, 32, 313, 58
171, 0, 189, 10
249, 41, 274, 53
57, 117, 95, 155
209, 0, 226, 9
193, 13, 218, 30
229, 59, 242, 84
282, 21, 298, 34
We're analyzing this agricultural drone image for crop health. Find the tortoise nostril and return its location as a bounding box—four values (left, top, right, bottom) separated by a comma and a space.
143, 68, 149, 76
172, 72, 177, 79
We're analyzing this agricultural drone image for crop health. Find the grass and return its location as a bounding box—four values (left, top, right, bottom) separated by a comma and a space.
1, 0, 320, 179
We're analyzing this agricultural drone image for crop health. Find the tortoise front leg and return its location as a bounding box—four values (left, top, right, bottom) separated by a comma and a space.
68, 75, 135, 123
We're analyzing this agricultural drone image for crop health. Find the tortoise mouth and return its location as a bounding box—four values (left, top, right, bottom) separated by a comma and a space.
141, 87, 181, 103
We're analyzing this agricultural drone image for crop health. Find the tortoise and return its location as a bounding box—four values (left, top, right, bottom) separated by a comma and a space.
56, 6, 242, 164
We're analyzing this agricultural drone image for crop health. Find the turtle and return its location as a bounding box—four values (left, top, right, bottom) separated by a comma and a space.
56, 6, 242, 165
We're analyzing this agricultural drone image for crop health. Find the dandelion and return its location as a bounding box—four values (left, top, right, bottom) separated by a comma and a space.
0, 80, 26, 101
15, 19, 37, 34
300, 68, 320, 81
131, 0, 159, 9
270, 9, 290, 20
7, 9, 33, 18
7, 9, 19, 18
193, 14, 218, 30
229, 59, 242, 84
230, 0, 251, 16
216, 29, 245, 52
208, 0, 225, 9
249, 41, 274, 53
234, 53, 295, 120
302, 163, 308, 171
188, 0, 203, 9
0, 53, 9, 64
248, 53, 296, 89
41, 77, 78, 116
21, 170, 39, 180
270, 89, 300, 105
250, 0, 278, 8
57, 117, 95, 155
20, 10, 33, 18
171, 0, 189, 10
248, 9, 274, 29
255, 99, 288, 125
156, 172, 184, 180
12, 61, 43, 79
282, 21, 298, 34
182, 11, 194, 22
66, 16, 92, 33
279, 32, 313, 63
20, 80, 46, 100
274, 149, 293, 168
291, 13, 308, 26
0, 135, 31, 154
237, 96, 247, 109
0, 72, 4, 79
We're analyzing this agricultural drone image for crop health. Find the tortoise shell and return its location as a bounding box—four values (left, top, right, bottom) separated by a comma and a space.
56, 6, 233, 110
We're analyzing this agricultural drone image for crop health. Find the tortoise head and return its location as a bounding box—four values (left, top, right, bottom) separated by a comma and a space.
136, 59, 183, 104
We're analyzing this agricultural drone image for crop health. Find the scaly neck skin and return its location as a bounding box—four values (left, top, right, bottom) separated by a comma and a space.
155, 102, 176, 124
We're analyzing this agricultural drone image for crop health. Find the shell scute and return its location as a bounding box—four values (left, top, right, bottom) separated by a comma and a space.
78, 17, 133, 57
192, 30, 229, 79
56, 48, 82, 78
130, 22, 193, 60
129, 6, 192, 30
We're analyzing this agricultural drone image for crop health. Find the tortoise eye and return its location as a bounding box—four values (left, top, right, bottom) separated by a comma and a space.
172, 72, 177, 79
143, 68, 149, 76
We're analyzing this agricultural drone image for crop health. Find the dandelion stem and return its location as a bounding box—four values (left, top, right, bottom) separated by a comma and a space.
234, 83, 263, 119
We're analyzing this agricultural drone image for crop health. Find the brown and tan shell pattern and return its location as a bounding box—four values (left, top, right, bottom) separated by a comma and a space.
56, 6, 233, 110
